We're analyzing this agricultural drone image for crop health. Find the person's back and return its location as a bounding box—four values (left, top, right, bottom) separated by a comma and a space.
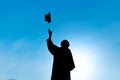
46, 29, 75, 80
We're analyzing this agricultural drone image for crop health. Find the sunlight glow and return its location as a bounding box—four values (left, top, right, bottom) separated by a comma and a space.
71, 42, 96, 80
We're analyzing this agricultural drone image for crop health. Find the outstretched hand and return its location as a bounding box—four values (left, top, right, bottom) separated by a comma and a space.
48, 29, 53, 36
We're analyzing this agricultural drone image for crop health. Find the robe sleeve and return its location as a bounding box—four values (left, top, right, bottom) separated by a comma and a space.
46, 38, 58, 55
68, 49, 75, 71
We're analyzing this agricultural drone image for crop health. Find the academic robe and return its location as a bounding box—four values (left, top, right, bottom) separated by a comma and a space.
47, 39, 75, 80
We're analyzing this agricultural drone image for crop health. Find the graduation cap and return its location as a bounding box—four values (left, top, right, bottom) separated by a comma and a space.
45, 12, 51, 23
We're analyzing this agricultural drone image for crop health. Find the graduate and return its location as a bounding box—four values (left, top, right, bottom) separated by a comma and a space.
46, 29, 75, 80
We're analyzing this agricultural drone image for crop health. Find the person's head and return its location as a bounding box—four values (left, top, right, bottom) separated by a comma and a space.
60, 40, 70, 48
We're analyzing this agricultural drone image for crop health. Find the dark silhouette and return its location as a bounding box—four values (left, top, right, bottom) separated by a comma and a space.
46, 29, 75, 80
45, 12, 51, 23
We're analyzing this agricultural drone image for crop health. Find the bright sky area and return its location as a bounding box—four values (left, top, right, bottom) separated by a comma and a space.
0, 0, 120, 80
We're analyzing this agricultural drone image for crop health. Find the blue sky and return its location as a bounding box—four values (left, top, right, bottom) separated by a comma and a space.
0, 0, 120, 80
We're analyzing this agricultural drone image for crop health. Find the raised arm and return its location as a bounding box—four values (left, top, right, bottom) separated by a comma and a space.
47, 29, 58, 55
48, 29, 53, 40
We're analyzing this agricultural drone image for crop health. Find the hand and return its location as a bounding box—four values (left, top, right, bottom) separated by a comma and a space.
48, 29, 53, 36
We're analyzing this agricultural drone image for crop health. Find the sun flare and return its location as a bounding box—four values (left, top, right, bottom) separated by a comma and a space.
71, 44, 96, 80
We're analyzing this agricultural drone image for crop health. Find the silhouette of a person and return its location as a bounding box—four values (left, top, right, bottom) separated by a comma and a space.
47, 29, 75, 80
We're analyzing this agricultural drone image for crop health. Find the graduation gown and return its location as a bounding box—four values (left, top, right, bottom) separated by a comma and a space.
47, 39, 75, 80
